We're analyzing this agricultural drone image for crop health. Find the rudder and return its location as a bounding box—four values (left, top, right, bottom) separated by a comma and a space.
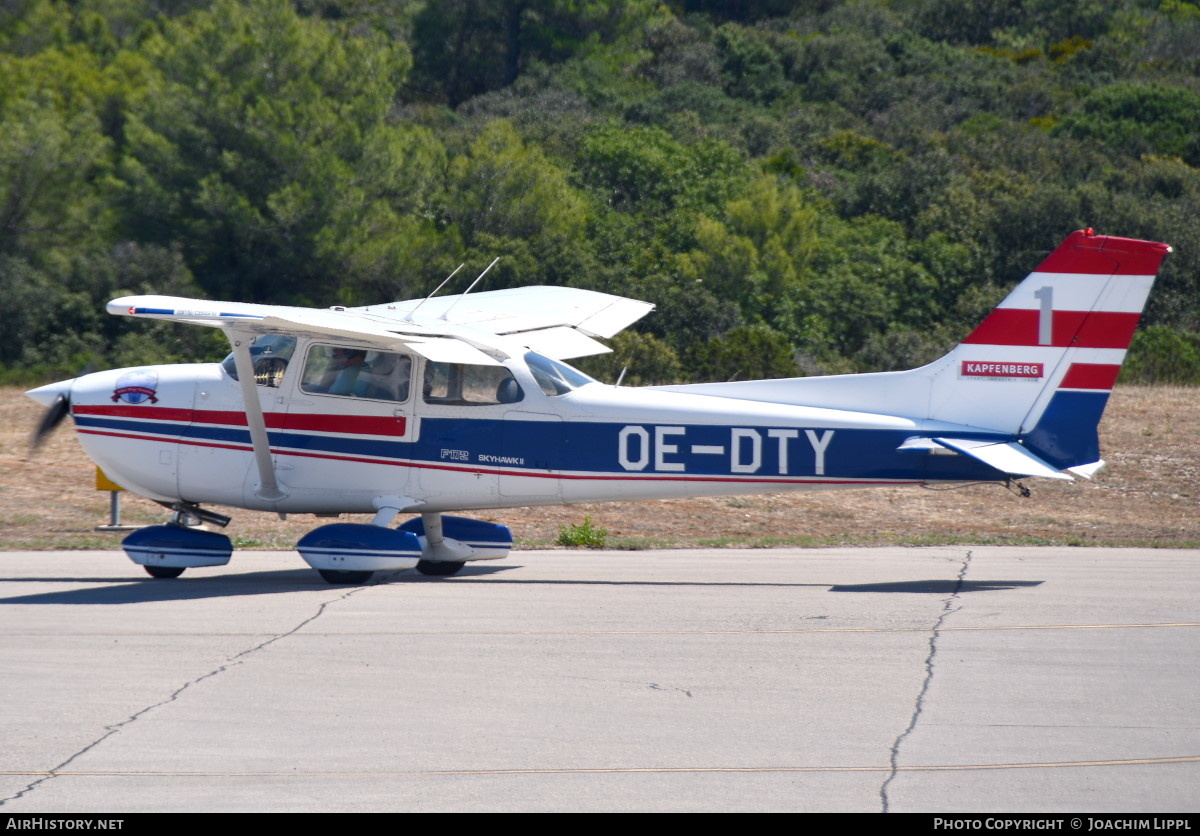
935, 228, 1171, 469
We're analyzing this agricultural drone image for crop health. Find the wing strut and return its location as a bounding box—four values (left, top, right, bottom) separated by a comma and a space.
229, 331, 286, 501
404, 263, 463, 322
440, 257, 499, 320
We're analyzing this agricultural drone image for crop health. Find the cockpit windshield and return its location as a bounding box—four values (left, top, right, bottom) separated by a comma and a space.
525, 351, 596, 396
221, 334, 298, 388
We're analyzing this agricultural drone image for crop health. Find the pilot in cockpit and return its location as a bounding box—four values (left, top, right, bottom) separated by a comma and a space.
324, 348, 368, 395
302, 345, 412, 401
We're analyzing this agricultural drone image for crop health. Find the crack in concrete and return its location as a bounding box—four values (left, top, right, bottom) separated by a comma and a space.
879, 550, 972, 813
0, 581, 369, 807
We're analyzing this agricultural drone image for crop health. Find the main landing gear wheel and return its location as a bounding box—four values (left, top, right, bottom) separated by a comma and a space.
318, 569, 374, 585
415, 560, 465, 577
144, 565, 185, 579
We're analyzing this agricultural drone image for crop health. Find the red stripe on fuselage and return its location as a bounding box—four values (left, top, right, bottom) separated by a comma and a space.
75, 404, 193, 421
1059, 363, 1122, 391
962, 309, 1140, 349
73, 405, 407, 436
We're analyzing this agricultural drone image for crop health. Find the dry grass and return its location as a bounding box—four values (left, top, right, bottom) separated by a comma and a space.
2, 385, 1197, 550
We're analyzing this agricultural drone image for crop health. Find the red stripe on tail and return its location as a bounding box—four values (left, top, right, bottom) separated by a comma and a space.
963, 310, 1140, 349
1035, 229, 1173, 276
1059, 363, 1122, 390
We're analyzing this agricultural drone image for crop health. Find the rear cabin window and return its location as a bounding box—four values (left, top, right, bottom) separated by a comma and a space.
422, 362, 523, 406
300, 345, 412, 402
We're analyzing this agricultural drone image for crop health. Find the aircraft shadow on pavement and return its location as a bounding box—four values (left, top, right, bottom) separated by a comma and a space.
829, 579, 1044, 593
0, 563, 521, 605
0, 569, 1043, 605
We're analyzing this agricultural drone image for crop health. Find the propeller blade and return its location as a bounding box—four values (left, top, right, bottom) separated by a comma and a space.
30, 394, 71, 454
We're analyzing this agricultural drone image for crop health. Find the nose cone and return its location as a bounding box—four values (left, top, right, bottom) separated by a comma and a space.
25, 379, 75, 408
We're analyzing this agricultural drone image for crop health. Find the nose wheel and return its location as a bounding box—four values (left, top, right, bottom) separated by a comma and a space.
415, 560, 465, 576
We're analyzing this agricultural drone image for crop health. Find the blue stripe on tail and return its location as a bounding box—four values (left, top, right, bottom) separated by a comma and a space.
1021, 391, 1110, 470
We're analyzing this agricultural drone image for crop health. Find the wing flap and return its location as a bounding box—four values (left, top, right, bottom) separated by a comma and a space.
515, 326, 611, 359
402, 338, 502, 366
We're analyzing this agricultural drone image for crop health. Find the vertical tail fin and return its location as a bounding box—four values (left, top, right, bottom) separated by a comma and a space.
656, 229, 1171, 476
932, 229, 1172, 468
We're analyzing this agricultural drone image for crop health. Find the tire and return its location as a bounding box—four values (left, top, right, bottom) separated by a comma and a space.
415, 560, 465, 577
318, 569, 373, 584
144, 565, 185, 579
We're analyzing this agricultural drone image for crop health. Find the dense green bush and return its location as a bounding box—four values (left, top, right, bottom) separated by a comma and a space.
1121, 326, 1200, 385
1, 0, 1195, 387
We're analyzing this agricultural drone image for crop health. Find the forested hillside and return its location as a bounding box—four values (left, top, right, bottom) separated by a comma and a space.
3, 0, 1198, 385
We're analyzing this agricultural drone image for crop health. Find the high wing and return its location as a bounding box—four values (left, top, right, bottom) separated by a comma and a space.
105, 285, 653, 505
107, 285, 654, 361
353, 286, 655, 359
107, 294, 503, 365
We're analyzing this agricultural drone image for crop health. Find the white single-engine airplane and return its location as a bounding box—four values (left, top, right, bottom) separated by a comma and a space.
26, 229, 1171, 583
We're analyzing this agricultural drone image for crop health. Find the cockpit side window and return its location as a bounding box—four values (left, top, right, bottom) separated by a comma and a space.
220, 334, 298, 388
525, 351, 596, 396
299, 345, 412, 402
423, 362, 523, 406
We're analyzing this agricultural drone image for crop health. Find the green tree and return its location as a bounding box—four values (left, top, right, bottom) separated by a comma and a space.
1121, 326, 1200, 384
688, 323, 797, 382
677, 176, 820, 324
1055, 83, 1200, 166
409, 0, 657, 106
0, 95, 111, 260
116, 0, 417, 303
576, 330, 683, 385
577, 121, 746, 218
443, 119, 593, 288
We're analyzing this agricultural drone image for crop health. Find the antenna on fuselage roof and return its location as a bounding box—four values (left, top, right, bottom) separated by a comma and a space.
404, 263, 465, 322
439, 256, 500, 320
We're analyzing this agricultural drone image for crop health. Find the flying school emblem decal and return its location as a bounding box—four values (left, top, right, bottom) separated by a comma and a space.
111, 369, 160, 404
960, 361, 1044, 379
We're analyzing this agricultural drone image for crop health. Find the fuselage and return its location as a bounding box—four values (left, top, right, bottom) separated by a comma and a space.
21, 233, 1170, 584
51, 338, 1009, 516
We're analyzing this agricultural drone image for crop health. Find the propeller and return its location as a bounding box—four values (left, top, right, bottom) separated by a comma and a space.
29, 393, 71, 454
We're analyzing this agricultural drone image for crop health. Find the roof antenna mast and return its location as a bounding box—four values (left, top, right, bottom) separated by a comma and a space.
440, 257, 500, 320
405, 263, 465, 322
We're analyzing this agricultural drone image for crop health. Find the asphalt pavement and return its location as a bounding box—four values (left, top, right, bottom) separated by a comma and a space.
0, 546, 1196, 812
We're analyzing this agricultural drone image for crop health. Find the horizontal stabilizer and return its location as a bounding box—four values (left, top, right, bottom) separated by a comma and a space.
933, 438, 1073, 481
1067, 460, 1106, 479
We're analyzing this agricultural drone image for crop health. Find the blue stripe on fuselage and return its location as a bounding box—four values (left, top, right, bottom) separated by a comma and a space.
75, 413, 1011, 483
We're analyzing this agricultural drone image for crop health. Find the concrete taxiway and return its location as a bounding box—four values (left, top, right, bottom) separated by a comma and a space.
0, 546, 1196, 812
